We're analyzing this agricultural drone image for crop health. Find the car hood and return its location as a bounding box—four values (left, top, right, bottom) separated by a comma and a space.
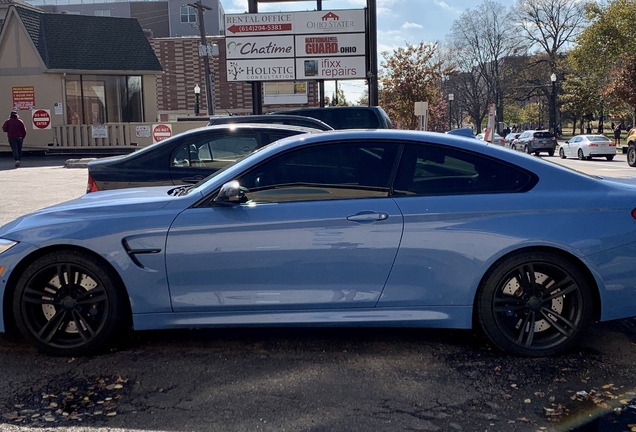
0, 186, 185, 240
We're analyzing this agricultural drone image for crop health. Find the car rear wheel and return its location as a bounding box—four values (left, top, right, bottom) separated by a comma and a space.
559, 148, 566, 159
548, 149, 555, 157
578, 149, 585, 160
476, 251, 593, 357
606, 155, 614, 161
13, 250, 127, 356
627, 145, 636, 167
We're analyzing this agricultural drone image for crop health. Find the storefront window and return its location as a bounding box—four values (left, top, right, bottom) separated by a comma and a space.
64, 74, 144, 124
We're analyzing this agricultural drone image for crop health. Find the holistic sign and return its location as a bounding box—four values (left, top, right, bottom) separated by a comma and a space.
227, 59, 296, 82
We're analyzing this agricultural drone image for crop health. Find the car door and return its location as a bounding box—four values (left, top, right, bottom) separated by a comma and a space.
165, 140, 404, 312
563, 136, 579, 157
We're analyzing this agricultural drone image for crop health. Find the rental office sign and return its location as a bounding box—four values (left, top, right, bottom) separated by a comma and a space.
225, 9, 367, 81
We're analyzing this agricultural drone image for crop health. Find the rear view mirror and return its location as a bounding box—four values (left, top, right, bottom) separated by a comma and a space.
214, 180, 246, 205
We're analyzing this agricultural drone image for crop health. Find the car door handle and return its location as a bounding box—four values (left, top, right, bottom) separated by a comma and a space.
182, 176, 205, 184
346, 211, 389, 222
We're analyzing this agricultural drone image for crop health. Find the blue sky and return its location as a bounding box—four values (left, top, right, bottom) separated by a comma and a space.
222, 0, 517, 102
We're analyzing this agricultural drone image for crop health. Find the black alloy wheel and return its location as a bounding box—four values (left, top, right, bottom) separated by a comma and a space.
477, 251, 593, 357
13, 250, 127, 356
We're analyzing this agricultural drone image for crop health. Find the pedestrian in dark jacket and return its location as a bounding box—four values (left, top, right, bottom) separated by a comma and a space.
614, 123, 622, 146
2, 111, 27, 168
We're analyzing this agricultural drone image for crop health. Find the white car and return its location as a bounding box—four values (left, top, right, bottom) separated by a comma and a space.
475, 133, 505, 145
559, 134, 616, 161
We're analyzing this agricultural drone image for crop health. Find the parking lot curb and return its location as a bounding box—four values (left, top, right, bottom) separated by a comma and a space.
64, 158, 95, 168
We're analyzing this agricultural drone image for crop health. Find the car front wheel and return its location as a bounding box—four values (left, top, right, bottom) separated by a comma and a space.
476, 251, 593, 357
559, 148, 566, 159
628, 145, 636, 167
13, 250, 128, 356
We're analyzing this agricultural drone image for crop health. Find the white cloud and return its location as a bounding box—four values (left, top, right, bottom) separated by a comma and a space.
402, 22, 423, 29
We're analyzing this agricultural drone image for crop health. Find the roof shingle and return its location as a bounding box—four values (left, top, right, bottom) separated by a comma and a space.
14, 6, 162, 72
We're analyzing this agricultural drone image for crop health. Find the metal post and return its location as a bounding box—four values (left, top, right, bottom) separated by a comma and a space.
550, 73, 557, 134
448, 93, 454, 130
194, 84, 200, 115
367, 0, 378, 106
189, 0, 215, 115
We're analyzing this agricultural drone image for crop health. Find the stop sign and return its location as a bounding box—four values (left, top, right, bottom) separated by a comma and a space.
152, 123, 172, 143
32, 109, 51, 130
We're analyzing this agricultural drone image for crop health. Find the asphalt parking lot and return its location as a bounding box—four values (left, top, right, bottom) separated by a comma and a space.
2, 152, 636, 432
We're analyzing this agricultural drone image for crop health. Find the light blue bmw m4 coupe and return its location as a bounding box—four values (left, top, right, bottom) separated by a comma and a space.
2, 129, 636, 357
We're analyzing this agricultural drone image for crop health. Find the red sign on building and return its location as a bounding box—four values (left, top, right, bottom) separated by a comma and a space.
32, 109, 51, 130
12, 86, 35, 111
152, 123, 172, 143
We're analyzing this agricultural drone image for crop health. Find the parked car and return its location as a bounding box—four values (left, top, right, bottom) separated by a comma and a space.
512, 130, 556, 156
3, 129, 636, 357
625, 128, 636, 167
206, 114, 333, 131
475, 132, 505, 145
271, 106, 393, 129
504, 132, 521, 148
446, 128, 475, 138
86, 124, 319, 192
559, 134, 616, 161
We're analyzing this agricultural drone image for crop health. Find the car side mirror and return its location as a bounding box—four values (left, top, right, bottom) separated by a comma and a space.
214, 180, 246, 205
565, 141, 569, 144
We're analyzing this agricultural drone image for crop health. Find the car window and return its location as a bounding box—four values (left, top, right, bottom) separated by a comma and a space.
237, 142, 397, 203
171, 135, 258, 168
393, 144, 536, 196
590, 136, 611, 142
519, 132, 530, 138
534, 132, 553, 139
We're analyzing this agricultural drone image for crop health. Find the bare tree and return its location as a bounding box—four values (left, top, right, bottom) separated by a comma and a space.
514, 0, 588, 131
448, 1, 522, 131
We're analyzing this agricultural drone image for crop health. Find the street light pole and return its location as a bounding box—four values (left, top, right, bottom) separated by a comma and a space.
448, 93, 454, 130
194, 84, 200, 115
550, 73, 557, 135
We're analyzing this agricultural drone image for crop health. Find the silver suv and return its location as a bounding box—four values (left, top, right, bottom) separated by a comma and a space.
512, 130, 556, 156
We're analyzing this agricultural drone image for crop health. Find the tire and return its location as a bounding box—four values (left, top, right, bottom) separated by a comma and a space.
606, 155, 614, 161
628, 145, 636, 167
534, 151, 540, 156
578, 149, 585, 160
476, 251, 593, 357
559, 148, 566, 159
13, 250, 127, 356
548, 149, 555, 157
524, 145, 531, 154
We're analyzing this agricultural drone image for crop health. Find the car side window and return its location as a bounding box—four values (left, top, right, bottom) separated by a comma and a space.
171, 136, 258, 169
237, 142, 397, 203
393, 144, 536, 196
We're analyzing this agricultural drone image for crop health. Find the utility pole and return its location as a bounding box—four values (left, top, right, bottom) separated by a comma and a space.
188, 0, 215, 115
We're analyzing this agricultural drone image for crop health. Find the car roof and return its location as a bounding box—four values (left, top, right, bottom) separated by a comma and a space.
206, 114, 333, 130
